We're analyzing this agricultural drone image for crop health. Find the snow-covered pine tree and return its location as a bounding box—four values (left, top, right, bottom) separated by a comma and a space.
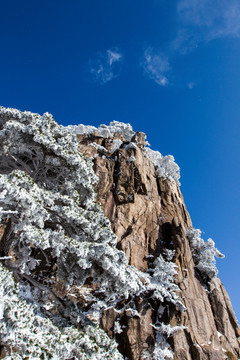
186, 228, 225, 281
0, 106, 185, 359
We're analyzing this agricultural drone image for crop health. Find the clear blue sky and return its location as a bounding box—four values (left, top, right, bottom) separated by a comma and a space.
1, 0, 239, 319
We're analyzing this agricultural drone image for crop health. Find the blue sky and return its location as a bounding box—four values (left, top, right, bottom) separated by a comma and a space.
0, 0, 240, 319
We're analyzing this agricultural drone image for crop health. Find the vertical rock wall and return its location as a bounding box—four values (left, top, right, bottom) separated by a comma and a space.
78, 132, 240, 360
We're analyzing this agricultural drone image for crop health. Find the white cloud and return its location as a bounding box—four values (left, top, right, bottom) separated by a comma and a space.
143, 48, 170, 86
107, 49, 122, 65
170, 29, 198, 54
142, 1, 240, 88
187, 82, 194, 89
89, 48, 123, 84
178, 0, 240, 41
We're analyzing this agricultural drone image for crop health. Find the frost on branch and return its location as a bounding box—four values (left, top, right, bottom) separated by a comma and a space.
66, 119, 181, 184
66, 120, 135, 142
149, 254, 184, 311
144, 148, 180, 185
0, 106, 184, 358
145, 254, 186, 359
0, 263, 123, 360
0, 107, 149, 357
0, 107, 146, 299
144, 323, 185, 360
0, 107, 98, 206
187, 228, 225, 281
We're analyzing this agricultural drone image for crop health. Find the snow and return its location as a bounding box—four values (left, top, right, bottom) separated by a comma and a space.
66, 118, 181, 185
187, 228, 225, 280
0, 106, 185, 359
110, 138, 123, 152
128, 155, 136, 162
0, 263, 124, 359
91, 142, 108, 152
66, 120, 135, 142
144, 147, 180, 185
114, 320, 123, 334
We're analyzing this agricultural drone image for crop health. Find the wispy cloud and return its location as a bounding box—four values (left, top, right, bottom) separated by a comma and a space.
178, 0, 240, 41
170, 29, 198, 54
142, 48, 170, 86
107, 49, 122, 65
187, 82, 194, 89
144, 0, 240, 87
89, 48, 123, 84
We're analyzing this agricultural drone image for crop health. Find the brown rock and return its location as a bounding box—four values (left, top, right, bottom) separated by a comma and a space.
1, 130, 239, 360
78, 132, 240, 360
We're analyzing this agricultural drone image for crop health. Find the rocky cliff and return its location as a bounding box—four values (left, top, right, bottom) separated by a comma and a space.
77, 130, 240, 360
0, 107, 239, 360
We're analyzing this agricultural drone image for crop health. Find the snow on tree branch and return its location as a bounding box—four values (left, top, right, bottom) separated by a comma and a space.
0, 263, 123, 360
66, 118, 181, 184
186, 228, 225, 280
144, 148, 180, 185
0, 106, 184, 358
143, 254, 186, 359
66, 120, 135, 142
0, 107, 149, 357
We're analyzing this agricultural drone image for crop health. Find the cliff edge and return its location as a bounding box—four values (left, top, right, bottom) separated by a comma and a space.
0, 107, 239, 359
77, 129, 240, 360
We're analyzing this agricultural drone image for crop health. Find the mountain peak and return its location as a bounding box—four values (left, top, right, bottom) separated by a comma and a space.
0, 106, 239, 360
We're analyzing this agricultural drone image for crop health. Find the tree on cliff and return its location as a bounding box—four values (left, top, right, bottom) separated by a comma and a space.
187, 228, 225, 281
0, 107, 186, 359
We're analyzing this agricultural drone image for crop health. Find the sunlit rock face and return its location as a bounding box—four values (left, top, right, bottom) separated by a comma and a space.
0, 107, 239, 360
77, 126, 240, 360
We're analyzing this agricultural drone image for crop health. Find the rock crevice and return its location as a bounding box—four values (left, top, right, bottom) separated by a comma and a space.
78, 131, 240, 360
0, 109, 239, 360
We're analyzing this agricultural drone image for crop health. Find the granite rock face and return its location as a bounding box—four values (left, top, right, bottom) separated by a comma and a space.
0, 108, 239, 360
78, 131, 240, 360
